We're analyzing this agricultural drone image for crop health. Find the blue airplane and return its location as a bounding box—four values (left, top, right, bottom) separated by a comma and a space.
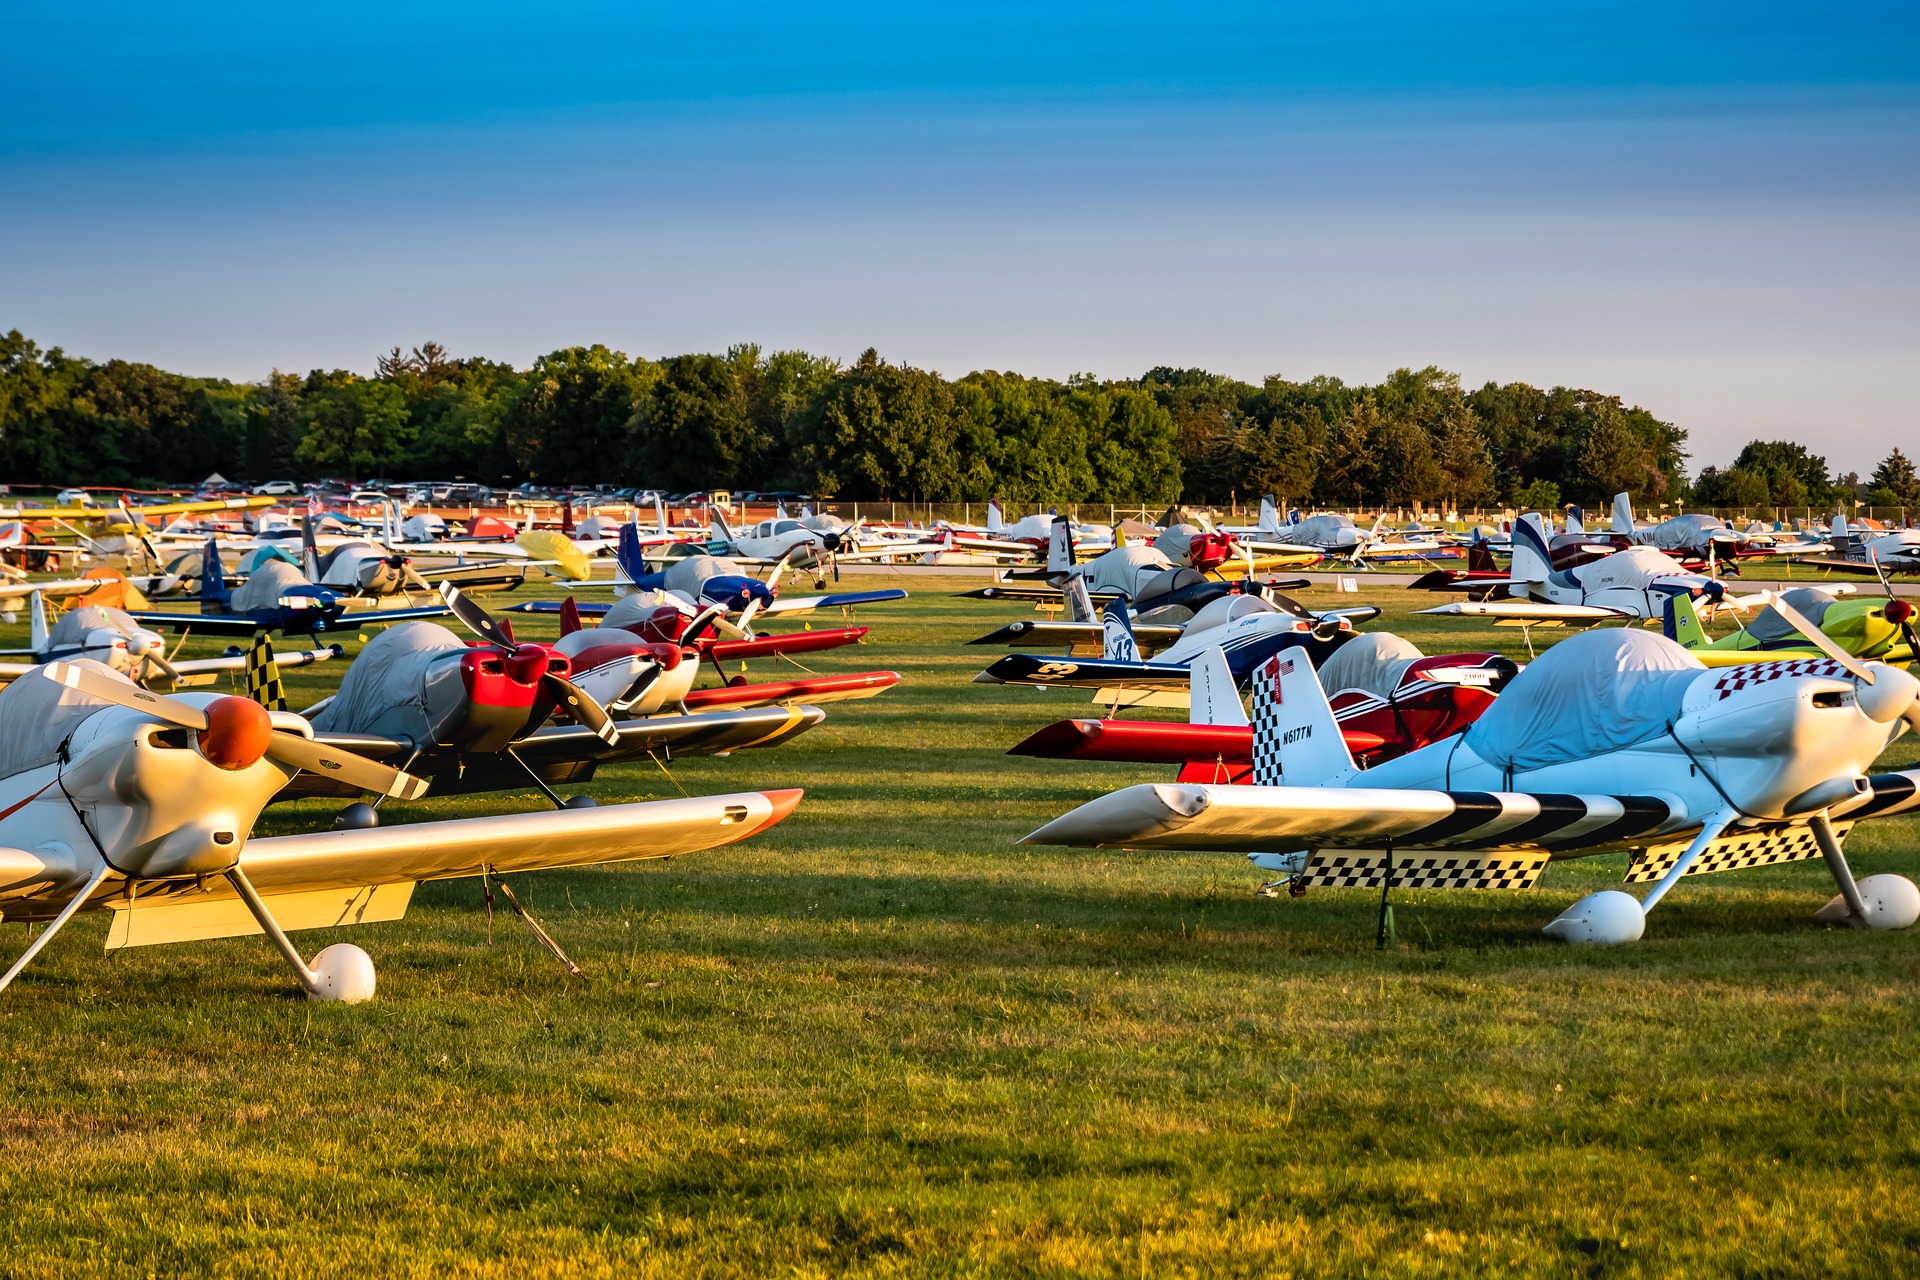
123, 540, 454, 637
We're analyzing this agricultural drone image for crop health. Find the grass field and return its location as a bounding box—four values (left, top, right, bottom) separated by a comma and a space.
1, 573, 1917, 1278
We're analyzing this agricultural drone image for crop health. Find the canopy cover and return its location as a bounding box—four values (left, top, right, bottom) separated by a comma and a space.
230, 558, 313, 614
309, 622, 467, 742
1288, 514, 1358, 548
1464, 628, 1703, 774
1082, 545, 1172, 597
0, 661, 115, 780
1744, 588, 1838, 645
1317, 632, 1427, 702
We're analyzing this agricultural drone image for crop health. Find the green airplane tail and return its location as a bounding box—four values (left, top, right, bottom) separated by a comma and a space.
1662, 592, 1711, 649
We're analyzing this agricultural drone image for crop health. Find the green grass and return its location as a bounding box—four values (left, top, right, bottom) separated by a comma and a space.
1, 575, 1918, 1277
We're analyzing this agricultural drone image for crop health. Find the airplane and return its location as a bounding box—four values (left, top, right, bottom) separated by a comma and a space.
610, 526, 906, 635
118, 541, 457, 638
1664, 584, 1915, 668
969, 571, 1376, 657
1021, 597, 1920, 943
546, 595, 903, 716
1796, 515, 1920, 576
973, 591, 1378, 705
1604, 493, 1829, 561
1008, 636, 1514, 782
1414, 512, 1756, 625
1256, 508, 1452, 563
0, 592, 338, 687
932, 501, 1116, 563
283, 586, 827, 810
0, 661, 801, 1002
0, 493, 278, 524
703, 508, 949, 582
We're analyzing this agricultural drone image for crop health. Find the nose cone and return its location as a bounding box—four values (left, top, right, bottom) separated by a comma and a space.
504, 648, 551, 686
197, 696, 275, 771
1857, 663, 1919, 724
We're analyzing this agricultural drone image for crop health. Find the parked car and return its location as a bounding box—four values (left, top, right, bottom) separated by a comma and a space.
349, 489, 390, 504
55, 488, 94, 506
252, 480, 300, 496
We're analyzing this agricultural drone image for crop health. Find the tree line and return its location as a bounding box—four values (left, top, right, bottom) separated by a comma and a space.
2, 328, 1912, 510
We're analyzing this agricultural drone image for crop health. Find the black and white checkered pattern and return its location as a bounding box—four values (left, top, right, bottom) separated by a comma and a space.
1250, 653, 1288, 785
1305, 849, 1550, 890
1709, 658, 1851, 700
1623, 820, 1853, 883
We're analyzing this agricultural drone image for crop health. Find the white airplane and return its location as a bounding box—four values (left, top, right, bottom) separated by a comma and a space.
707, 508, 948, 580
0, 593, 337, 687
0, 662, 802, 1002
1800, 514, 1920, 574
1415, 512, 1757, 624
1604, 493, 1829, 558
1216, 496, 1351, 560
1023, 595, 1920, 943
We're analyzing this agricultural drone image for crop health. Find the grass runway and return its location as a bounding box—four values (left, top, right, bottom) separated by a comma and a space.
1, 573, 1917, 1277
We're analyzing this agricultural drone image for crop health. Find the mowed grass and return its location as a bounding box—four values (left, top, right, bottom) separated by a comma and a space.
1, 572, 1918, 1278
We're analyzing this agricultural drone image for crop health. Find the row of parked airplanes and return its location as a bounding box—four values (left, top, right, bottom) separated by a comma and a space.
0, 492, 1915, 1004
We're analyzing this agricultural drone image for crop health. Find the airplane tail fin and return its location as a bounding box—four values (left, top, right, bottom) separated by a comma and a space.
559, 595, 583, 637
1468, 539, 1496, 575
1259, 495, 1279, 536
1509, 513, 1552, 586
775, 501, 789, 520
710, 505, 734, 543
1046, 516, 1075, 573
301, 508, 321, 581
1612, 492, 1635, 534
1189, 647, 1247, 727
1064, 574, 1097, 623
1662, 591, 1711, 649
1833, 512, 1848, 545
200, 540, 231, 612
1101, 598, 1140, 662
654, 492, 669, 533
987, 500, 1003, 533
1565, 507, 1585, 536
28, 590, 47, 657
562, 500, 575, 535
1250, 646, 1354, 786
615, 523, 649, 586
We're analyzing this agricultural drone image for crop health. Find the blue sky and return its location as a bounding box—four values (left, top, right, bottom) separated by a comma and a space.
3, 2, 1915, 472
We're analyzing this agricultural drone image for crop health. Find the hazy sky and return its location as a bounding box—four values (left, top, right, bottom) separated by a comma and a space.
3, 2, 1915, 473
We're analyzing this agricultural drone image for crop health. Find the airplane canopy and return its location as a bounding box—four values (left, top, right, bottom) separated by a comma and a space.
310, 622, 468, 741
1464, 628, 1703, 774
1744, 588, 1839, 645
230, 558, 313, 614
46, 606, 143, 653
0, 662, 114, 780
1317, 632, 1427, 702
1576, 544, 1690, 588
1638, 513, 1729, 551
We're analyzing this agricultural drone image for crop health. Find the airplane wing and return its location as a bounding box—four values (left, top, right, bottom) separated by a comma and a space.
681, 671, 901, 712
164, 646, 340, 681
0, 578, 101, 601
1414, 600, 1627, 622
833, 540, 949, 561
1020, 782, 1681, 854
967, 620, 1187, 649
761, 588, 908, 614
973, 653, 1192, 690
238, 790, 802, 894
119, 610, 283, 636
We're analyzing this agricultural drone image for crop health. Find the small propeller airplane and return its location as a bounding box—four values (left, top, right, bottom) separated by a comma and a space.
284, 585, 828, 809
1795, 514, 1920, 576
116, 541, 457, 638
0, 593, 338, 687
707, 507, 949, 583
1022, 594, 1920, 943
974, 590, 1380, 706
1665, 584, 1916, 668
608, 526, 906, 635
1009, 637, 1514, 782
1415, 512, 1760, 625
0, 661, 800, 1003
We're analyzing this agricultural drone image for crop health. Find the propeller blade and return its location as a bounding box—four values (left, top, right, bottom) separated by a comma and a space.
143, 649, 182, 687
42, 661, 207, 729
542, 673, 621, 745
264, 733, 429, 799
1768, 594, 1876, 685
438, 582, 517, 650
764, 550, 793, 594
735, 598, 764, 637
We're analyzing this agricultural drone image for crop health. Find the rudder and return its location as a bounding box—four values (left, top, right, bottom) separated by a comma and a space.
1250, 645, 1354, 786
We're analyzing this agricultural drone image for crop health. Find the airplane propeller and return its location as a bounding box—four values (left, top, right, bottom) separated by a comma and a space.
42, 661, 429, 798
1868, 550, 1920, 661
438, 584, 622, 744
1766, 593, 1920, 731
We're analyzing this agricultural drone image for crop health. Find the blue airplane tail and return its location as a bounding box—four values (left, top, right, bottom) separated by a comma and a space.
617, 524, 656, 587
200, 539, 231, 612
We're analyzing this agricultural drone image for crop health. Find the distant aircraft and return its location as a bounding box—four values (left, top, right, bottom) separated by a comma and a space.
0, 593, 337, 687
121, 541, 455, 637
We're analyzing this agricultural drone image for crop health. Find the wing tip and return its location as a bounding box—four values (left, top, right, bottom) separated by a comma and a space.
742, 787, 804, 839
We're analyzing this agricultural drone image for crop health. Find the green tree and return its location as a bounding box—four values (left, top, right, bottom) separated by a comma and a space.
631, 353, 767, 490
1315, 396, 1381, 506
1570, 401, 1653, 504
294, 374, 413, 477
1513, 479, 1561, 512
1867, 448, 1919, 507
502, 346, 655, 483
787, 350, 961, 500
1433, 395, 1494, 510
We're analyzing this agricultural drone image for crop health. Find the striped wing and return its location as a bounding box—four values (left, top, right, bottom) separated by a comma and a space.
1020, 783, 1680, 855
